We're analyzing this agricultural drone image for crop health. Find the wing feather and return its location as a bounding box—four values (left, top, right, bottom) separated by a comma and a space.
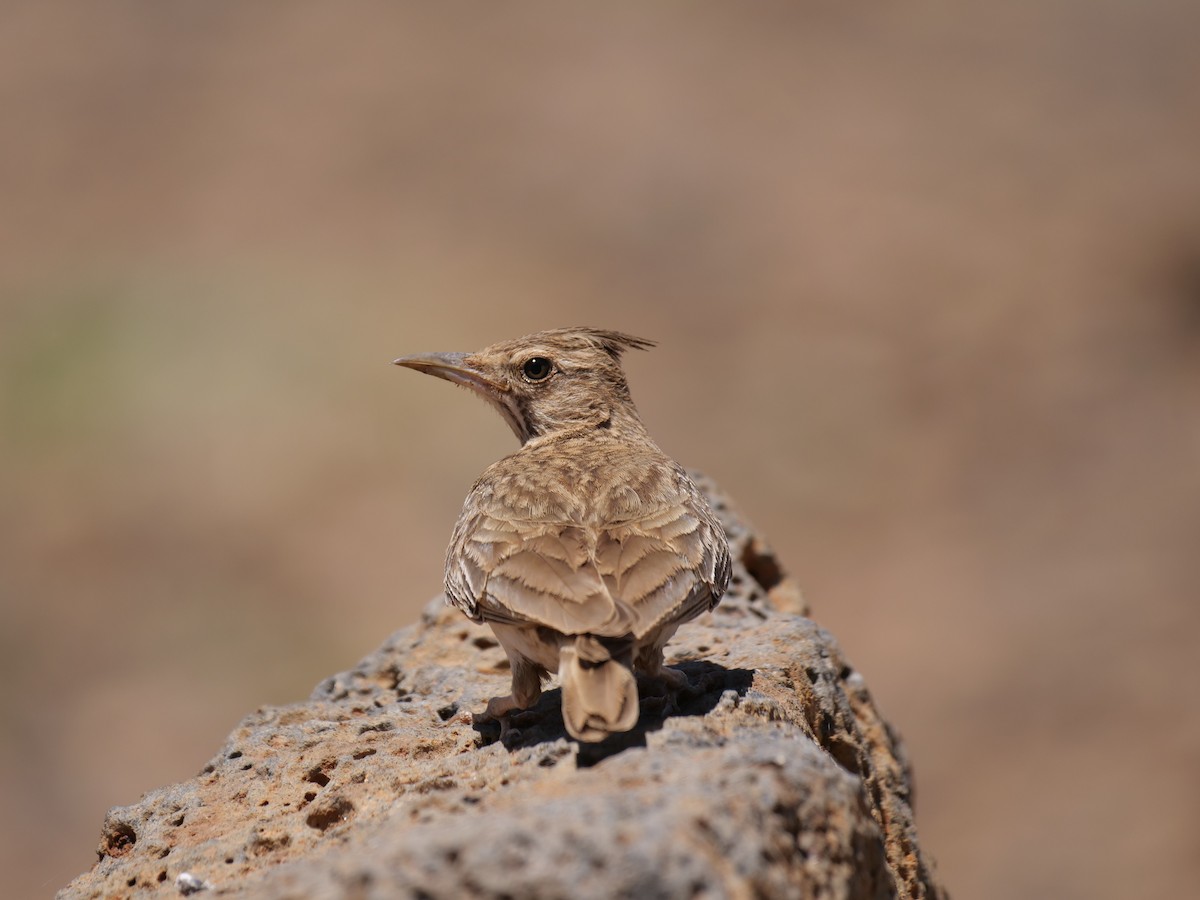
444, 454, 730, 639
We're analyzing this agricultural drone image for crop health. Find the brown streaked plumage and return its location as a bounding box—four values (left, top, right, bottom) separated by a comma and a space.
394, 328, 731, 742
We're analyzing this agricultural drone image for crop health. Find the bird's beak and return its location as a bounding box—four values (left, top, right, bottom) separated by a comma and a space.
392, 352, 506, 395
394, 352, 527, 441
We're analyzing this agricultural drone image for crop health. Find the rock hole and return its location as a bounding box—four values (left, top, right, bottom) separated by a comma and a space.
305, 797, 355, 832
225, 857, 234, 864
126, 877, 137, 887
416, 776, 457, 794
169, 814, 185, 827
839, 665, 853, 680
827, 737, 863, 776
472, 635, 499, 649
305, 767, 332, 788
228, 750, 243, 759
805, 667, 820, 684
303, 791, 317, 803
250, 832, 292, 855
740, 538, 785, 592
821, 712, 836, 740
157, 871, 167, 883
436, 704, 458, 722
101, 821, 137, 858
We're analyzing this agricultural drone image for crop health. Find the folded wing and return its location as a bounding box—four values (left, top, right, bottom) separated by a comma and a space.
446, 476, 730, 638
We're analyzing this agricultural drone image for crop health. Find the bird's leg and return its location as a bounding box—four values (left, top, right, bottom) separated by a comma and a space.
485, 654, 543, 720
636, 642, 692, 695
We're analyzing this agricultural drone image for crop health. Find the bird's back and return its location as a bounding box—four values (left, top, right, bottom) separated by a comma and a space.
445, 430, 729, 640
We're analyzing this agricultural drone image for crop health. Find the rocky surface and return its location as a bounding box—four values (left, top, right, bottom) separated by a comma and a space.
59, 475, 945, 900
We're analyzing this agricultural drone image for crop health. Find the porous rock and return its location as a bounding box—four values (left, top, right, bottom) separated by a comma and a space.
59, 474, 946, 900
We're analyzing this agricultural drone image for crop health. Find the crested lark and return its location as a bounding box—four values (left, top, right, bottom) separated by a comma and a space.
394, 328, 730, 742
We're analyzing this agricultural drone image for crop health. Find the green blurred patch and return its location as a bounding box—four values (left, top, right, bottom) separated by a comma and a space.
0, 286, 138, 459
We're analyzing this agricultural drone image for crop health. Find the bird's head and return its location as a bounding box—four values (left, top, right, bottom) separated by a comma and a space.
394, 327, 656, 444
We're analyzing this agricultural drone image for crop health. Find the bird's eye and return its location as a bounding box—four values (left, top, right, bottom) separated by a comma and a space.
521, 356, 554, 382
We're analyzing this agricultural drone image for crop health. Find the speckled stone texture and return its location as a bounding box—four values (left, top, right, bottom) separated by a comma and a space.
59, 475, 946, 900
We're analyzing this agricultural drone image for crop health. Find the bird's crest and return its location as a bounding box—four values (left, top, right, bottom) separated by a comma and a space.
546, 328, 656, 359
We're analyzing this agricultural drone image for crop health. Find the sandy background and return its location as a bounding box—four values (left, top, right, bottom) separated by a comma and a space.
2, 3, 1198, 897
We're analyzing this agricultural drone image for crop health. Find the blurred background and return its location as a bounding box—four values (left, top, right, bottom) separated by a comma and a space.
2, 2, 1197, 897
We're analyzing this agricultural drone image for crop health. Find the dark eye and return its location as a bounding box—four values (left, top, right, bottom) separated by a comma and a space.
521, 356, 553, 382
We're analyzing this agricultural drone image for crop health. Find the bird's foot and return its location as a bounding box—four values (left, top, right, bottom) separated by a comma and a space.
641, 665, 692, 697
636, 665, 696, 721
481, 693, 546, 744
485, 693, 522, 719
658, 665, 692, 693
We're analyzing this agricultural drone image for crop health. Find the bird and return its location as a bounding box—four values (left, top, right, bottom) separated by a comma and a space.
393, 328, 731, 742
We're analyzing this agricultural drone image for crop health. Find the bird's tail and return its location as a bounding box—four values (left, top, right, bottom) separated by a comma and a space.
558, 635, 639, 742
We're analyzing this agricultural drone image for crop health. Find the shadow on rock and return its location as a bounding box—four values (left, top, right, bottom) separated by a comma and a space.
471, 662, 756, 766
